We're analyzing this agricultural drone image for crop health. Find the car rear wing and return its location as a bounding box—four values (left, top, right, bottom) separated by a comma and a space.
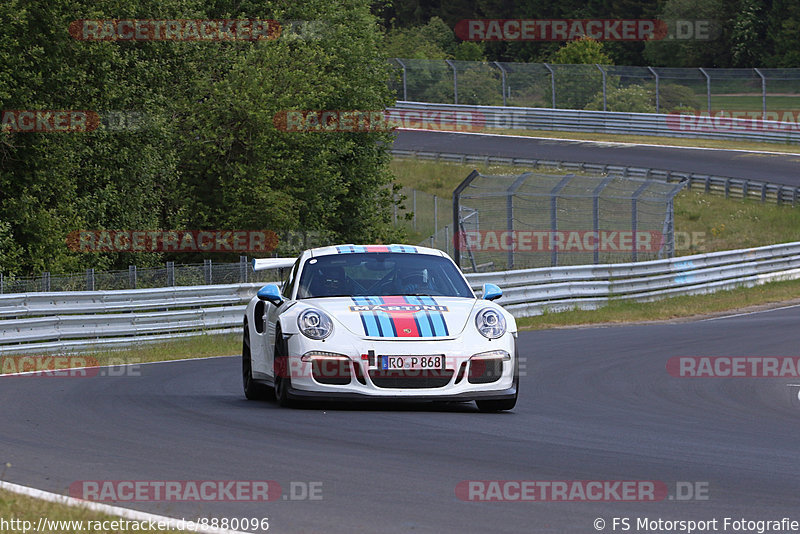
252, 258, 296, 272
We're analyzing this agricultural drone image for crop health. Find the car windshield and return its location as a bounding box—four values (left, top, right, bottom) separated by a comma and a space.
296, 252, 474, 299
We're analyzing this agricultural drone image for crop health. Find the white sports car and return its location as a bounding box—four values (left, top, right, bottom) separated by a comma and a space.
242, 244, 518, 411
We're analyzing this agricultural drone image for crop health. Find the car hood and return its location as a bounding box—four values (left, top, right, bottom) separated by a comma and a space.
305, 296, 478, 339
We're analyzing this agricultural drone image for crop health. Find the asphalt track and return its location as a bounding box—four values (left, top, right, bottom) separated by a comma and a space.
393, 129, 800, 188
3, 305, 800, 533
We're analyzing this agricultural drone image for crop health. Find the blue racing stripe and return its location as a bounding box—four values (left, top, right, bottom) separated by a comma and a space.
428, 310, 449, 336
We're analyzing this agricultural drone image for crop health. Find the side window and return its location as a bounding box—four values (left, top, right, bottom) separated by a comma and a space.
282, 259, 300, 299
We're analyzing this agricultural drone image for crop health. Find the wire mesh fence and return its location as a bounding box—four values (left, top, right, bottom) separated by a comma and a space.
450, 171, 688, 271
0, 258, 285, 294
390, 59, 800, 115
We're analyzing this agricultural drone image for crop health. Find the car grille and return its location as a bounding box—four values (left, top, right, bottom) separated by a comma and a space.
468, 359, 503, 384
311, 359, 351, 385
368, 369, 454, 389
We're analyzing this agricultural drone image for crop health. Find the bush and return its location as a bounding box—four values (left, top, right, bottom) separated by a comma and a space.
585, 85, 656, 113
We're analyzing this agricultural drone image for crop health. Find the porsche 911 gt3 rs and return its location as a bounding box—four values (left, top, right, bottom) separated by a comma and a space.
242, 244, 518, 411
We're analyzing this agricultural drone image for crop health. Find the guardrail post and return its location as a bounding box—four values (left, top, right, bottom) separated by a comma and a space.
543, 63, 556, 108
129, 265, 137, 289
204, 259, 212, 285
445, 59, 458, 104
493, 61, 508, 106
166, 261, 175, 286
240, 256, 248, 283
394, 58, 407, 101
754, 68, 767, 120
647, 67, 660, 113
699, 68, 711, 114
86, 268, 95, 291
596, 64, 607, 111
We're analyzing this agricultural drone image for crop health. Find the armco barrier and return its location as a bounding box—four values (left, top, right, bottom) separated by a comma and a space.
390, 101, 800, 144
2, 242, 800, 355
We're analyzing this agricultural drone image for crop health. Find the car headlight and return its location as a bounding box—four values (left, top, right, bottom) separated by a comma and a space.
297, 309, 333, 340
475, 308, 506, 339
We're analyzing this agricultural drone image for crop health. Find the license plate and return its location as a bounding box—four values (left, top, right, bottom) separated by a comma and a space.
381, 355, 445, 371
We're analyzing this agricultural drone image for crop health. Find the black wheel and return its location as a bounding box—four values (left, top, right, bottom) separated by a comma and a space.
273, 326, 294, 408
243, 323, 273, 400
475, 350, 519, 412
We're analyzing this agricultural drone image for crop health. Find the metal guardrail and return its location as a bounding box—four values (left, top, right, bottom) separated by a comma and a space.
0, 283, 263, 355
2, 241, 800, 354
391, 148, 800, 207
391, 101, 800, 145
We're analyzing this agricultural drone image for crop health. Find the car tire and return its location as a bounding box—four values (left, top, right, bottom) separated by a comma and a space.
273, 326, 294, 408
243, 323, 273, 401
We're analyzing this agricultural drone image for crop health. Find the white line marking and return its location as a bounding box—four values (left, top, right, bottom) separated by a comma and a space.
0, 480, 249, 534
698, 303, 800, 322
0, 354, 237, 378
397, 128, 800, 156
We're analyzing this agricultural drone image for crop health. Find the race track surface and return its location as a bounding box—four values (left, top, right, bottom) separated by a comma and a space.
393, 130, 800, 188
3, 306, 800, 533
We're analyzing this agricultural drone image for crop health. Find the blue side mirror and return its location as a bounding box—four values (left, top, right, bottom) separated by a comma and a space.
482, 283, 502, 301
257, 284, 284, 306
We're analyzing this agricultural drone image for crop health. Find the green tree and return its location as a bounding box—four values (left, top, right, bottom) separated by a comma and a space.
549, 37, 614, 109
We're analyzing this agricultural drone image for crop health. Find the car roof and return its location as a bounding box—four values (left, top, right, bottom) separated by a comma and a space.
307, 244, 448, 258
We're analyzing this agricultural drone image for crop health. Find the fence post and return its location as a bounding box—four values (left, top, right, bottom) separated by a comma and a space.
593, 176, 615, 264
493, 61, 508, 106
445, 225, 450, 256
413, 189, 417, 232
550, 174, 574, 267
43, 271, 50, 292
596, 64, 607, 111
204, 259, 212, 285
445, 59, 458, 104
240, 256, 248, 283
166, 261, 175, 287
0, 272, 3, 294
434, 195, 438, 238
631, 181, 651, 262
129, 265, 137, 289
543, 63, 556, 108
754, 68, 767, 120
86, 268, 95, 291
394, 58, 407, 101
647, 67, 660, 113
699, 68, 711, 114
506, 172, 532, 269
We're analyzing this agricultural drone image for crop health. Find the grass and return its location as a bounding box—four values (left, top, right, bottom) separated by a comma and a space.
0, 333, 240, 375
0, 486, 190, 533
516, 276, 800, 330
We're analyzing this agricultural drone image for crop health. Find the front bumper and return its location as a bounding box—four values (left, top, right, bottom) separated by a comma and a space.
282, 332, 518, 401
